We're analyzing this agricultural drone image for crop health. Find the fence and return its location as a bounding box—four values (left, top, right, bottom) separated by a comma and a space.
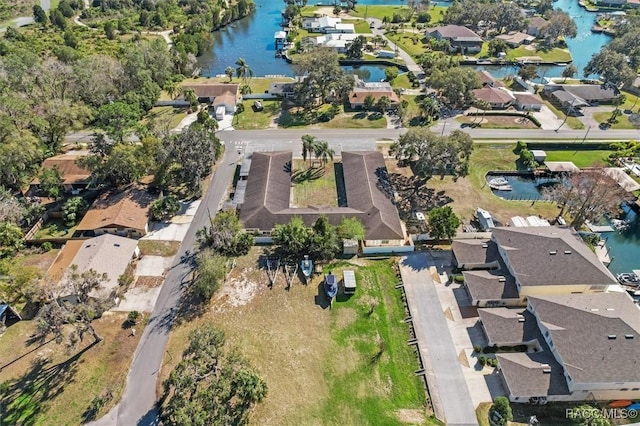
23, 212, 48, 241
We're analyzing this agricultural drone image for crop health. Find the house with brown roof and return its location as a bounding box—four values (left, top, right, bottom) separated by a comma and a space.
428, 25, 483, 53
452, 227, 619, 307
349, 78, 400, 109
476, 70, 504, 88
487, 293, 640, 402
238, 151, 410, 253
180, 83, 240, 113
75, 187, 153, 238
30, 152, 91, 193
526, 16, 548, 37
495, 31, 535, 47
472, 87, 515, 109
514, 92, 544, 111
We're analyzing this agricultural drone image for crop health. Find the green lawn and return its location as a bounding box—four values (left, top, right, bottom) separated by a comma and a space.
505, 46, 572, 63
592, 111, 637, 129
344, 19, 373, 34
544, 149, 614, 167
392, 73, 413, 89
348, 5, 409, 20
319, 111, 387, 129
428, 5, 447, 25
34, 217, 78, 239
145, 106, 188, 129
233, 100, 281, 130
291, 160, 338, 207
385, 31, 428, 58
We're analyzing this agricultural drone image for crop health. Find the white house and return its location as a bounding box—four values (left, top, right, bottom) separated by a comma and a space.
302, 16, 354, 33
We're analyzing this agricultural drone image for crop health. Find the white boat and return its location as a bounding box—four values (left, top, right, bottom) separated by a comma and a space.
611, 219, 629, 231
617, 273, 639, 284
488, 177, 512, 191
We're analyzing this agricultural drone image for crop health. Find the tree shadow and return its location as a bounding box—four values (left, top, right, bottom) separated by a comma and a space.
388, 172, 453, 219
0, 341, 97, 425
291, 167, 325, 184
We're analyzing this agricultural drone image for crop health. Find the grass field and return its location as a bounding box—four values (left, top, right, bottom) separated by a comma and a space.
505, 46, 572, 63
543, 149, 614, 167
0, 313, 141, 425
34, 217, 78, 239
387, 144, 560, 225
145, 106, 188, 129
291, 160, 338, 207
160, 251, 435, 425
234, 100, 281, 130
456, 115, 538, 129
385, 31, 428, 58
392, 73, 413, 90
138, 240, 180, 257
348, 5, 408, 20
318, 111, 387, 129
593, 111, 638, 129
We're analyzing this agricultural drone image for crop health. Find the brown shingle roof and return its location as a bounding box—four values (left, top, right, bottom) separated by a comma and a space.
212, 91, 238, 107
32, 154, 91, 185
181, 83, 239, 99
77, 187, 153, 232
239, 151, 404, 240
527, 16, 549, 30
476, 70, 504, 88
514, 92, 543, 105
472, 87, 515, 105
491, 227, 617, 287
529, 293, 640, 384
349, 90, 400, 105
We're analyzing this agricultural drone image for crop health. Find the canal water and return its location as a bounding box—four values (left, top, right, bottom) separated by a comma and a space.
488, 173, 640, 275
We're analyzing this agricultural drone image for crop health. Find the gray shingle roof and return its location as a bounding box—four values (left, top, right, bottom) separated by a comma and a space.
478, 308, 539, 345
429, 25, 482, 42
491, 227, 617, 287
497, 351, 569, 398
528, 292, 640, 384
239, 151, 404, 240
452, 239, 500, 267
463, 269, 520, 301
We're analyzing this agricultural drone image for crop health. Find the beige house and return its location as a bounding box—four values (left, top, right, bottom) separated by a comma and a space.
76, 187, 153, 239
453, 227, 618, 307
488, 293, 640, 403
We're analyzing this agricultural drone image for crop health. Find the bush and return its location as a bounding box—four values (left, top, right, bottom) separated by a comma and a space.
478, 355, 487, 367
416, 11, 430, 23
127, 310, 140, 325
514, 344, 528, 352
41, 242, 53, 252
150, 195, 181, 222
487, 358, 498, 367
483, 345, 498, 353
515, 140, 527, 153
473, 344, 482, 353
62, 196, 89, 227
491, 396, 513, 425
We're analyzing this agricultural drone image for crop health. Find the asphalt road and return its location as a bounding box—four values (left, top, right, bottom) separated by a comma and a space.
91, 147, 241, 426
399, 252, 478, 426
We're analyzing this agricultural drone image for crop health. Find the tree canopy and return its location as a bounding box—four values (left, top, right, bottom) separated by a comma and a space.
161, 324, 267, 426
390, 128, 474, 180
428, 206, 460, 240
197, 210, 254, 257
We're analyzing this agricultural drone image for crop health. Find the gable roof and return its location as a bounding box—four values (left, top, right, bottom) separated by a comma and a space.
472, 87, 515, 104
495, 31, 535, 45
239, 151, 405, 240
452, 239, 500, 266
496, 351, 569, 398
478, 308, 540, 344
63, 234, 138, 298
514, 92, 543, 105
429, 25, 482, 42
350, 90, 400, 105
528, 293, 640, 384
32, 153, 91, 186
477, 70, 505, 88
527, 16, 549, 29
463, 269, 519, 301
181, 83, 239, 99
77, 187, 153, 232
212, 91, 238, 107
491, 226, 617, 287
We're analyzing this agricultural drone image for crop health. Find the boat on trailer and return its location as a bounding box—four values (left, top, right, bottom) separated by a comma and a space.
301, 255, 313, 282
324, 273, 338, 300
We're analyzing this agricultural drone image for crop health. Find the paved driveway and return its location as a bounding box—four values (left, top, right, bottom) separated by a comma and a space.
399, 252, 478, 426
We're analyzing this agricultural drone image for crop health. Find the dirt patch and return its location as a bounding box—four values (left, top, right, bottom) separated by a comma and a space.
138, 240, 180, 257
215, 269, 261, 309
135, 276, 165, 288
443, 306, 454, 321
396, 408, 427, 425
459, 350, 470, 368
18, 249, 61, 275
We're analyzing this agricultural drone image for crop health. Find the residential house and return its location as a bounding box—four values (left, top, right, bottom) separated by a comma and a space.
349, 78, 400, 109
238, 151, 411, 253
302, 16, 355, 33
514, 92, 544, 111
428, 25, 483, 53
495, 32, 535, 47
526, 17, 549, 37
269, 81, 296, 99
180, 83, 240, 113
57, 234, 139, 299
452, 226, 619, 307
75, 187, 153, 238
311, 33, 360, 53
472, 87, 515, 109
477, 70, 505, 88
30, 152, 91, 194
544, 83, 620, 106
486, 293, 640, 402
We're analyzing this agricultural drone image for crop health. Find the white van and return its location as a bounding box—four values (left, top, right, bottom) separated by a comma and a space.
215, 106, 225, 121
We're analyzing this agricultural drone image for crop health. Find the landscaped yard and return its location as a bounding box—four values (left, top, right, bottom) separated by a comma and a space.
138, 240, 181, 257
0, 313, 142, 425
234, 100, 281, 130
505, 46, 572, 63
160, 250, 437, 425
543, 149, 614, 167
385, 31, 429, 58
593, 111, 639, 129
34, 217, 79, 239
145, 106, 188, 130
318, 111, 387, 129
291, 160, 339, 207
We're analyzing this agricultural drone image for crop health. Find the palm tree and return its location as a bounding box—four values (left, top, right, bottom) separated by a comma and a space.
235, 57, 254, 86
313, 140, 335, 168
225, 66, 234, 82
183, 88, 198, 112
164, 82, 178, 100
418, 97, 437, 123
301, 134, 318, 168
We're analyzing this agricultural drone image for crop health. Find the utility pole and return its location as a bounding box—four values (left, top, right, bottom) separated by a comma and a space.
581, 125, 591, 144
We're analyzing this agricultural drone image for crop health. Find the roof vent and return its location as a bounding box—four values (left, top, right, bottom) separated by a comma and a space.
606, 308, 615, 311
625, 334, 634, 339
564, 250, 572, 255
608, 335, 617, 340
518, 316, 525, 323
541, 364, 551, 373
590, 308, 599, 312
498, 276, 506, 282
114, 243, 120, 247
549, 250, 557, 255
482, 243, 488, 248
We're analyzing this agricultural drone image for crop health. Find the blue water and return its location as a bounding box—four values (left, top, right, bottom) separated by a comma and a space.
473, 64, 566, 83
198, 0, 415, 77
343, 64, 389, 81
489, 174, 562, 200
600, 205, 640, 275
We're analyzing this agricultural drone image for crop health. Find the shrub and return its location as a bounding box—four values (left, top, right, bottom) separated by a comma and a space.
62, 196, 89, 227
150, 195, 181, 221
42, 242, 53, 252
483, 345, 498, 353
127, 310, 140, 325
473, 344, 482, 353
515, 140, 527, 153
491, 396, 513, 425
514, 345, 528, 352
487, 358, 498, 367
478, 355, 487, 367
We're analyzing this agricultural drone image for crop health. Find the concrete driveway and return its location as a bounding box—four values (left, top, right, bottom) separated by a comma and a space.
135, 256, 173, 277
399, 252, 478, 426
532, 105, 565, 130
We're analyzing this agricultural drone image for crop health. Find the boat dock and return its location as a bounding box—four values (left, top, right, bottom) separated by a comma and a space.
586, 222, 614, 233
595, 240, 611, 266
